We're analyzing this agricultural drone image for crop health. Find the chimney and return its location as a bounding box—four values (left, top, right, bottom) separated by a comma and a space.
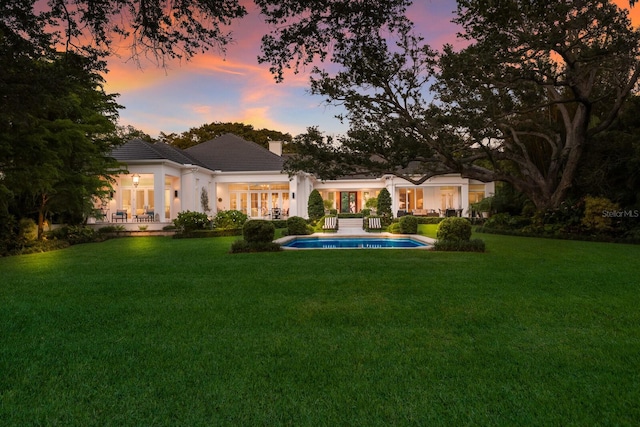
268, 140, 283, 156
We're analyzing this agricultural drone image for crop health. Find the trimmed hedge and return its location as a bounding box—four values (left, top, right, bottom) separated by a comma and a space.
243, 220, 275, 244
433, 239, 486, 252
230, 240, 282, 253
337, 213, 364, 218
287, 216, 312, 235
173, 228, 243, 239
437, 217, 472, 241
399, 215, 419, 234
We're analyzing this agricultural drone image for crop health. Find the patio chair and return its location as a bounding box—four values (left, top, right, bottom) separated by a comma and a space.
136, 209, 154, 222
322, 216, 337, 230
368, 217, 382, 230
112, 210, 127, 222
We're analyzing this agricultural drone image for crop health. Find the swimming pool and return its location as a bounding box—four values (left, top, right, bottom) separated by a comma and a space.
278, 235, 432, 249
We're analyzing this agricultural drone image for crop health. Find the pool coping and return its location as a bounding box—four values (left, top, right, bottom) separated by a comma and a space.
274, 232, 436, 250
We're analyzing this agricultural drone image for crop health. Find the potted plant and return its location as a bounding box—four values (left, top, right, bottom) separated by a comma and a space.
472, 196, 494, 218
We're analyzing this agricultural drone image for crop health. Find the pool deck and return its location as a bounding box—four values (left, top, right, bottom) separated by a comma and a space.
274, 232, 436, 248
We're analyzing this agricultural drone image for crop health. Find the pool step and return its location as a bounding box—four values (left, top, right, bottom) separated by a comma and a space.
337, 218, 364, 234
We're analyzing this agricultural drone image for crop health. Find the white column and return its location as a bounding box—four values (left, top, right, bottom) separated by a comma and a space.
289, 175, 299, 217
385, 176, 395, 216
461, 182, 469, 217
181, 169, 196, 213
154, 169, 164, 222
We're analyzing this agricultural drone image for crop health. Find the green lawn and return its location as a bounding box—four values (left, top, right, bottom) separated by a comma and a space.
1, 232, 639, 425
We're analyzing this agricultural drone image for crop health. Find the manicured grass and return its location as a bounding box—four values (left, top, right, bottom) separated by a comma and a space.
1, 234, 639, 425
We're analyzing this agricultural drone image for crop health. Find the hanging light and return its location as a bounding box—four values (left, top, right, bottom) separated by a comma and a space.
132, 174, 140, 188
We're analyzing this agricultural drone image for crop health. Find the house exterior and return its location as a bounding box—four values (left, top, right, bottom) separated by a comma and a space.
96, 133, 494, 228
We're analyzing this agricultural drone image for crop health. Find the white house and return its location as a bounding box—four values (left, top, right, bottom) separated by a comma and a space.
96, 133, 494, 229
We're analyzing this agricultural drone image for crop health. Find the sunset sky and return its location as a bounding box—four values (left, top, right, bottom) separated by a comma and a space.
103, 0, 639, 139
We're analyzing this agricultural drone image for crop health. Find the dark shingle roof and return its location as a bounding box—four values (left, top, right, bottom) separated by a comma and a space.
185, 133, 284, 172
111, 139, 203, 166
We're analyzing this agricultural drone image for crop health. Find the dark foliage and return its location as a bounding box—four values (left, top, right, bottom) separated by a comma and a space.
433, 239, 485, 252
437, 217, 472, 242
230, 240, 282, 253
398, 215, 418, 234
287, 216, 312, 235
243, 220, 276, 244
307, 189, 325, 221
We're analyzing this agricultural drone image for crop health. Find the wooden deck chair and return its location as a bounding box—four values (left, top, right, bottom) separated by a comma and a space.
322, 216, 337, 230
368, 217, 382, 230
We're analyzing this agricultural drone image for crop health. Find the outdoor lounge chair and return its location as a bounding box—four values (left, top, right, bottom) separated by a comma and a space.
368, 217, 382, 230
322, 216, 337, 230
136, 209, 154, 222
112, 210, 127, 222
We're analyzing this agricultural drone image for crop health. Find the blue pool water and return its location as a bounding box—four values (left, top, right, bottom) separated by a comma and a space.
281, 236, 429, 249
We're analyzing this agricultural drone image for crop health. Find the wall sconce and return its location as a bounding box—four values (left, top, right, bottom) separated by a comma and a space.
292, 192, 295, 200
109, 191, 114, 199
174, 190, 179, 198
132, 174, 140, 188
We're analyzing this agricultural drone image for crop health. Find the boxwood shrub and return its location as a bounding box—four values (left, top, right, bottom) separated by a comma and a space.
437, 217, 472, 241
243, 220, 275, 244
230, 240, 281, 253
287, 216, 312, 235
399, 215, 418, 234
433, 238, 486, 252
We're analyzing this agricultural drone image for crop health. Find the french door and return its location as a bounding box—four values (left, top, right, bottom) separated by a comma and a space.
340, 191, 357, 213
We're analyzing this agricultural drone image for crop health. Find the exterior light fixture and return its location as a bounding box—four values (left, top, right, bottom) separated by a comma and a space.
174, 190, 179, 198
132, 174, 140, 188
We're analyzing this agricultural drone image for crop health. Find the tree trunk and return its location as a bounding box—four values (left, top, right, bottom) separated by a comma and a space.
37, 193, 47, 241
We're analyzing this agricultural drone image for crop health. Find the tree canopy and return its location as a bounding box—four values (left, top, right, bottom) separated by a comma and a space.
285, 0, 640, 211
0, 49, 123, 239
159, 122, 292, 150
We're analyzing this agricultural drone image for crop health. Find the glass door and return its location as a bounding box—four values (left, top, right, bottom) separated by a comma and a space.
340, 191, 357, 213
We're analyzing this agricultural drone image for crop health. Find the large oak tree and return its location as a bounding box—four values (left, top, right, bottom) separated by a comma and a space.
285, 0, 640, 211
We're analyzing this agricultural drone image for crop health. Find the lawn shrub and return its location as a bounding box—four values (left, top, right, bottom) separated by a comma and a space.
582, 196, 618, 231
308, 190, 325, 221
14, 239, 71, 255
174, 210, 211, 232
433, 238, 485, 252
388, 221, 401, 234
97, 225, 125, 234
287, 216, 312, 235
377, 188, 393, 223
484, 213, 531, 230
19, 218, 38, 242
230, 239, 281, 253
172, 229, 242, 239
399, 215, 418, 234
243, 220, 275, 243
437, 217, 472, 241
47, 225, 100, 245
211, 210, 248, 230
